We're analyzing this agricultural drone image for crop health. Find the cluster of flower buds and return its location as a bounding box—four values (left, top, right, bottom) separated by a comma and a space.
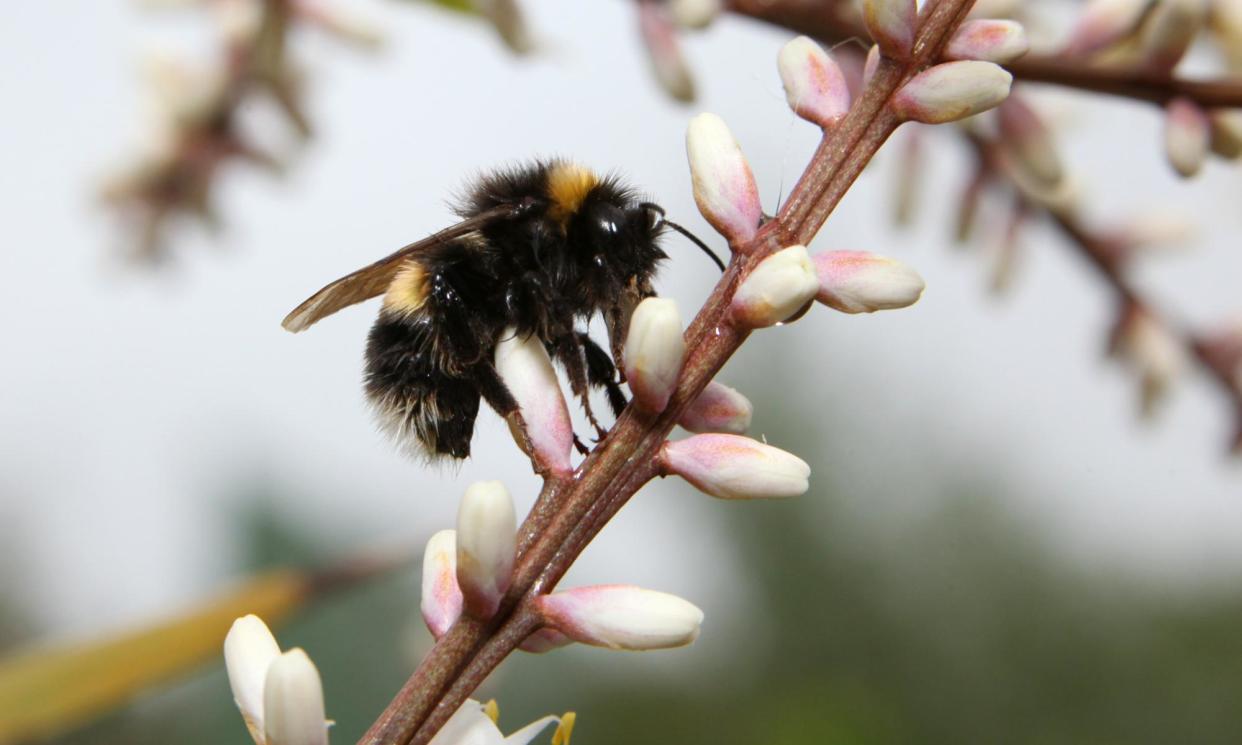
105, 0, 383, 260
224, 615, 330, 745
420, 481, 705, 652
222, 615, 573, 745
1061, 0, 1242, 177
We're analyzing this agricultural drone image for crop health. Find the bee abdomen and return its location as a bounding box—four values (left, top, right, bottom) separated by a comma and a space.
364, 313, 481, 460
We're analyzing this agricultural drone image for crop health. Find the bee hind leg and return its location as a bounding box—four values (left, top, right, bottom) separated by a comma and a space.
579, 333, 628, 418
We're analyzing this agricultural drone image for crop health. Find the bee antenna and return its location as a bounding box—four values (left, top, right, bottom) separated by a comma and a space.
640, 202, 726, 273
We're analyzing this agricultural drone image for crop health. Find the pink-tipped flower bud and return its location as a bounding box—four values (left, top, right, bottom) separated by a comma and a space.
263, 649, 329, 745
997, 95, 1064, 189
660, 433, 810, 499
678, 381, 753, 434
813, 251, 925, 313
669, 0, 720, 29
731, 245, 820, 328
892, 61, 1013, 124
421, 529, 463, 639
686, 113, 762, 246
639, 0, 695, 102
1209, 109, 1242, 159
1138, 0, 1207, 72
224, 614, 282, 742
624, 297, 686, 413
535, 585, 704, 650
863, 0, 917, 58
777, 36, 852, 129
1165, 96, 1210, 178
1064, 0, 1149, 55
494, 328, 574, 475
945, 19, 1029, 64
294, 0, 384, 49
519, 627, 576, 654
456, 481, 517, 619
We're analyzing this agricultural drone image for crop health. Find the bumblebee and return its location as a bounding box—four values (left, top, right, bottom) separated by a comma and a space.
283, 160, 721, 460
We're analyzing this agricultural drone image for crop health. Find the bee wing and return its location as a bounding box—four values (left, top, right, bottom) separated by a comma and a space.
281, 206, 518, 333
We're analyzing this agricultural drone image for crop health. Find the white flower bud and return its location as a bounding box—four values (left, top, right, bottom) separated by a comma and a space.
863, 0, 917, 58
778, 37, 852, 129
535, 585, 704, 650
1209, 109, 1242, 159
624, 298, 686, 413
678, 381, 753, 434
686, 113, 762, 246
1138, 0, 1207, 72
892, 61, 1012, 124
263, 649, 329, 745
1165, 96, 1210, 177
430, 700, 565, 745
421, 529, 463, 639
997, 96, 1064, 190
225, 614, 282, 742
639, 0, 695, 102
1065, 0, 1149, 55
813, 251, 925, 313
494, 328, 574, 475
456, 481, 517, 619
669, 0, 720, 29
1113, 307, 1187, 416
659, 434, 810, 499
944, 19, 1029, 64
731, 245, 820, 328
912, 63, 1012, 117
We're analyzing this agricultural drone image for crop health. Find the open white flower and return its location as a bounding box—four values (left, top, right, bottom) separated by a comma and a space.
429, 699, 575, 745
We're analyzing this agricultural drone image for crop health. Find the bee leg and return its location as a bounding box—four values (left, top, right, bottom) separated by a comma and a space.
579, 333, 628, 418
552, 334, 609, 440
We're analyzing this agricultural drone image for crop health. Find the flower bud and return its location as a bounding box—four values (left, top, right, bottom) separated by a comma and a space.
263, 649, 329, 745
1165, 96, 1209, 178
456, 481, 517, 619
669, 0, 720, 29
535, 585, 704, 650
1138, 0, 1207, 72
686, 113, 762, 246
624, 298, 686, 413
495, 328, 574, 475
863, 0, 917, 58
945, 19, 1029, 64
519, 627, 576, 654
813, 251, 924, 313
892, 61, 1013, 124
1064, 0, 1149, 55
777, 37, 851, 129
1112, 306, 1186, 417
863, 44, 881, 86
660, 434, 810, 499
421, 529, 463, 639
997, 95, 1064, 189
225, 615, 282, 741
678, 381, 753, 434
1209, 109, 1242, 159
731, 245, 820, 328
295, 0, 383, 49
639, 0, 695, 102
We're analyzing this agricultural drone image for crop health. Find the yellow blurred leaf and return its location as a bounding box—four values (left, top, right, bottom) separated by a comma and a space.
0, 569, 310, 745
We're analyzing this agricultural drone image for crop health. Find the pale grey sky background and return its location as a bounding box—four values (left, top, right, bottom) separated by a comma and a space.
2, 1, 1241, 641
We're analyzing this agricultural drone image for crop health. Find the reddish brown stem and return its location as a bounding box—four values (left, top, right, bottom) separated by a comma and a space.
356, 3, 980, 745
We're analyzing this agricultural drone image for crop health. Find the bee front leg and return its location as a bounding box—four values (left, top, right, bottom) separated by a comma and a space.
551, 333, 609, 441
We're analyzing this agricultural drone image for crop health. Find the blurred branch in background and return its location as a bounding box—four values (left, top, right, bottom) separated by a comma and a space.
101, 0, 530, 263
